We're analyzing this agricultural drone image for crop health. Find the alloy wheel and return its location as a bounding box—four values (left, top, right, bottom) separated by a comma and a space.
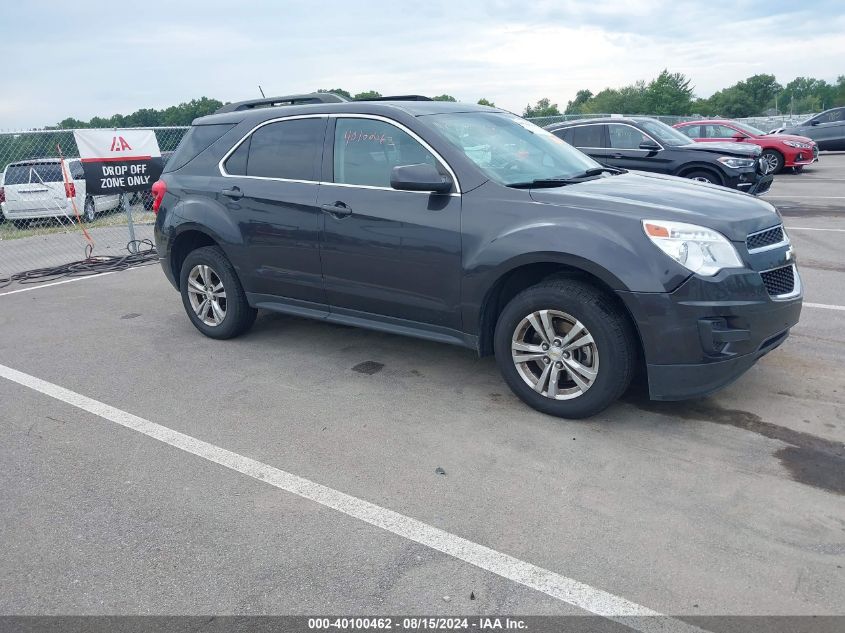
511, 309, 599, 400
187, 264, 227, 327
761, 153, 779, 174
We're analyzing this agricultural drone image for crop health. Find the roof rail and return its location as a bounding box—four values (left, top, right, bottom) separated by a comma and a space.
354, 95, 433, 102
215, 92, 349, 114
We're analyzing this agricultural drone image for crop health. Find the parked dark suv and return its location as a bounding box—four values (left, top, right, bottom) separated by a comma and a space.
153, 94, 801, 418
547, 117, 773, 195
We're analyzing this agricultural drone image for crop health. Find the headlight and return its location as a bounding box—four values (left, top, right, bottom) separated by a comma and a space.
642, 220, 743, 276
717, 156, 756, 169
783, 140, 811, 149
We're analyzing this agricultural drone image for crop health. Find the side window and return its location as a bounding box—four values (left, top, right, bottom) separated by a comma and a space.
703, 125, 737, 138
818, 109, 845, 123
225, 118, 324, 180
608, 125, 647, 149
68, 160, 85, 180
570, 125, 605, 148
333, 118, 439, 188
679, 125, 701, 138
552, 128, 574, 144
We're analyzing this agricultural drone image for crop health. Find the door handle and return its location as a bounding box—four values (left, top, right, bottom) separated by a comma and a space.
321, 202, 352, 217
610, 153, 624, 159
221, 187, 243, 199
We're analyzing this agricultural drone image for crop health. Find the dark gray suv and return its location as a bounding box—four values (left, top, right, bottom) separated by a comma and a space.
153, 94, 802, 418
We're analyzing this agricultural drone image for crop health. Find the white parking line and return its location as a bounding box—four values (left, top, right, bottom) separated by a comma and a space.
805, 302, 845, 312
0, 267, 144, 297
0, 362, 706, 633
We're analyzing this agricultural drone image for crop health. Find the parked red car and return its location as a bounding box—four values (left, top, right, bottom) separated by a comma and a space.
673, 119, 818, 175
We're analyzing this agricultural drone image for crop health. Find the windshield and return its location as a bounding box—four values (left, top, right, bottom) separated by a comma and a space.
731, 122, 766, 136
425, 112, 600, 186
636, 119, 694, 147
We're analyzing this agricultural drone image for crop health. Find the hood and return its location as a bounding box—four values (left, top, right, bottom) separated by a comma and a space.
761, 132, 815, 145
680, 142, 762, 157
528, 171, 779, 241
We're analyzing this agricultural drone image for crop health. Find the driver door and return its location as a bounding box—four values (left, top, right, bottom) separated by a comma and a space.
317, 116, 463, 332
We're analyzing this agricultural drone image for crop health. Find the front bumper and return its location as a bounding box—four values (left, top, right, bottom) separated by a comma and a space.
732, 171, 773, 196
618, 267, 802, 401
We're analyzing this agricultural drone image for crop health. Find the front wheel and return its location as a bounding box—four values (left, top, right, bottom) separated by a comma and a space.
685, 170, 722, 186
760, 150, 784, 175
180, 246, 257, 339
494, 279, 637, 419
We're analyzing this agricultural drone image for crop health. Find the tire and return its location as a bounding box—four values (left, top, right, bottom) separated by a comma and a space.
760, 150, 784, 175
493, 279, 636, 419
791, 165, 804, 174
179, 246, 257, 340
685, 170, 722, 186
12, 220, 28, 230
83, 197, 96, 222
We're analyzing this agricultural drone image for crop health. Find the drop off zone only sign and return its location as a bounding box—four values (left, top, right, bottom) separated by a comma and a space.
72, 129, 163, 195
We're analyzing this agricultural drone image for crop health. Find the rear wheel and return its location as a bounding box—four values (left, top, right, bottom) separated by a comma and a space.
761, 150, 784, 175
494, 279, 636, 419
180, 246, 257, 339
685, 170, 722, 186
83, 197, 96, 222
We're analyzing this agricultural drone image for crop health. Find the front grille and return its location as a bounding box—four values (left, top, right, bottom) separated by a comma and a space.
747, 226, 784, 251
761, 265, 795, 296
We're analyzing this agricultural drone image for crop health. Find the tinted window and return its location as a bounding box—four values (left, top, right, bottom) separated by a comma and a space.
3, 163, 64, 184
608, 125, 647, 149
224, 137, 250, 176
68, 160, 85, 179
571, 125, 605, 148
551, 128, 574, 144
334, 118, 438, 187
817, 108, 845, 123
244, 118, 324, 180
166, 123, 234, 173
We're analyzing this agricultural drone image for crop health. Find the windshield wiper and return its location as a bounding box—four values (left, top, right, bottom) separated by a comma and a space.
576, 166, 627, 176
507, 166, 627, 189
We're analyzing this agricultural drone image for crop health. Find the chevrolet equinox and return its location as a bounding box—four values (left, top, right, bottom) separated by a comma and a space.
152, 94, 802, 418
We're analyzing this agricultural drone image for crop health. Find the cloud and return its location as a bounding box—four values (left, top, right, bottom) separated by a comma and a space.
0, 0, 842, 129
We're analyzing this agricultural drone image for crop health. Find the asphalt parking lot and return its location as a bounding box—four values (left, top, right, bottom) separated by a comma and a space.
1, 156, 843, 628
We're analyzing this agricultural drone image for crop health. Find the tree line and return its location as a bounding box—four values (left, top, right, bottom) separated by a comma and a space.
22, 72, 845, 132
526, 70, 845, 119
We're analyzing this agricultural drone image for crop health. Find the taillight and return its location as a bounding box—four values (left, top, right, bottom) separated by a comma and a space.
151, 179, 167, 214
0, 186, 5, 204
64, 182, 76, 198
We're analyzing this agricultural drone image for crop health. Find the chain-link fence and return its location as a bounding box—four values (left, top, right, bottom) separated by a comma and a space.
0, 113, 821, 283
525, 113, 817, 131
0, 127, 187, 281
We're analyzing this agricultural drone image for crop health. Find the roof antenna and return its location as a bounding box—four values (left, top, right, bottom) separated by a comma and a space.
258, 85, 266, 98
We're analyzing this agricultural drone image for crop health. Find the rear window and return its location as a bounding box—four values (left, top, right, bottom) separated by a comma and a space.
2, 163, 64, 185
165, 124, 234, 172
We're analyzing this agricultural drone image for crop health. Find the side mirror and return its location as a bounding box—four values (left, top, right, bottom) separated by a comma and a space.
390, 163, 452, 193
810, 120, 821, 126
732, 133, 746, 141
638, 140, 661, 151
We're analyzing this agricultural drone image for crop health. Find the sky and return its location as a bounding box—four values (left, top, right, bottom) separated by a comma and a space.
1, 0, 843, 129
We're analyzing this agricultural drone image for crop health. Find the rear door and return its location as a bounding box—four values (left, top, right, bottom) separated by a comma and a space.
219, 115, 329, 306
